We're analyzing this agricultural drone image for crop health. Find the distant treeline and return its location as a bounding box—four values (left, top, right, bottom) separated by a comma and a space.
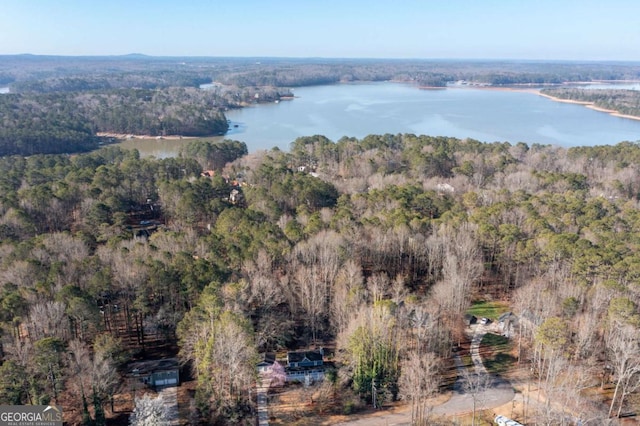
541, 87, 640, 118
10, 71, 213, 93
3, 55, 640, 93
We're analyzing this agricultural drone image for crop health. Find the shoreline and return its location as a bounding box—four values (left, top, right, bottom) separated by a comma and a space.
97, 132, 199, 140
447, 85, 541, 95
536, 92, 640, 122
447, 84, 640, 122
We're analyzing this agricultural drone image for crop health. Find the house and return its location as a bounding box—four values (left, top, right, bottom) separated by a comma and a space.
128, 358, 180, 388
498, 312, 519, 338
285, 349, 325, 384
257, 352, 276, 374
287, 349, 324, 368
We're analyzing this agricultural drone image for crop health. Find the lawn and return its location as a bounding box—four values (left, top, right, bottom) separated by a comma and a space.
481, 333, 516, 376
467, 300, 510, 321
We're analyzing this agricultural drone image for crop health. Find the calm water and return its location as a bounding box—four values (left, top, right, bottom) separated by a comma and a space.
0, 87, 9, 94
119, 82, 640, 157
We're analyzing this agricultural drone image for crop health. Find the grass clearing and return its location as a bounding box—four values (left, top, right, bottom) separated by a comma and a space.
467, 300, 510, 320
481, 333, 516, 376
482, 332, 510, 347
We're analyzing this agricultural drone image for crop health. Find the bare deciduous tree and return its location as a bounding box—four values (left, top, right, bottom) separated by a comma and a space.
398, 350, 441, 425
243, 250, 285, 310
67, 339, 119, 422
290, 230, 344, 342
461, 368, 492, 426
129, 393, 170, 426
430, 222, 483, 315
330, 259, 366, 334
26, 301, 69, 341
368, 273, 390, 303
607, 322, 640, 418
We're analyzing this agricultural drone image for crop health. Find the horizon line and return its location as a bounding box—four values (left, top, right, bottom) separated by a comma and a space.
1, 53, 640, 64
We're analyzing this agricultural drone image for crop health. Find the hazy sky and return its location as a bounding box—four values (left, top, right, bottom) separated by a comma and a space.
1, 0, 639, 60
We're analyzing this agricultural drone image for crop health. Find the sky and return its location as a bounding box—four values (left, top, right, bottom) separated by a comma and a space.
1, 0, 640, 61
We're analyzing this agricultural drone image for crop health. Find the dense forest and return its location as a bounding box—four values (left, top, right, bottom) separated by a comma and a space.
2, 134, 640, 424
541, 87, 640, 118
0, 86, 301, 155
2, 55, 640, 424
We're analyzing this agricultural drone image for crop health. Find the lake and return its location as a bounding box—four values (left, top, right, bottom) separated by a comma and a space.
118, 82, 640, 157
0, 87, 9, 94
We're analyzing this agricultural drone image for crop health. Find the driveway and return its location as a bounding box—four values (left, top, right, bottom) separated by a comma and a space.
158, 386, 179, 426
335, 324, 515, 425
257, 376, 271, 426
433, 324, 514, 415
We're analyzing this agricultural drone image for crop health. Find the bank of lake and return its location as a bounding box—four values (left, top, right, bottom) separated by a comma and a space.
117, 82, 640, 158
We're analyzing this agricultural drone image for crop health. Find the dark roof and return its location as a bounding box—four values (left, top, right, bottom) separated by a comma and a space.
499, 312, 519, 325
128, 358, 179, 376
257, 352, 276, 366
287, 350, 323, 363
498, 311, 514, 321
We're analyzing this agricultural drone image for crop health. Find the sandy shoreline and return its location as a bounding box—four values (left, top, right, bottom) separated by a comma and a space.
449, 84, 640, 121
97, 132, 198, 140
448, 85, 541, 95
536, 92, 640, 121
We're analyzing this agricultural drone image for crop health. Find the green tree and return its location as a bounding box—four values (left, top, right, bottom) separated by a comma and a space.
0, 360, 28, 404
341, 303, 401, 406
178, 287, 257, 422
32, 337, 66, 402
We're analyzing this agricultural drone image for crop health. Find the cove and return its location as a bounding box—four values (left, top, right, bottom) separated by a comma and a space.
119, 82, 640, 157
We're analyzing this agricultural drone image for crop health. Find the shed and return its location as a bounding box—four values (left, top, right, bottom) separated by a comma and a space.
464, 314, 477, 325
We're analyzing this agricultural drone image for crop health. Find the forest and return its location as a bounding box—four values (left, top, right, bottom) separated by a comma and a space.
2, 134, 640, 424
0, 86, 298, 156
3, 55, 640, 424
541, 87, 640, 118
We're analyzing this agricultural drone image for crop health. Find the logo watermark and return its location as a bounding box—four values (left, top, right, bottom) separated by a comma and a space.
0, 405, 62, 426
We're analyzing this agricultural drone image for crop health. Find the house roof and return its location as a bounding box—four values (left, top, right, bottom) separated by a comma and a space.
498, 311, 515, 321
287, 350, 323, 363
257, 352, 276, 366
128, 358, 179, 376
